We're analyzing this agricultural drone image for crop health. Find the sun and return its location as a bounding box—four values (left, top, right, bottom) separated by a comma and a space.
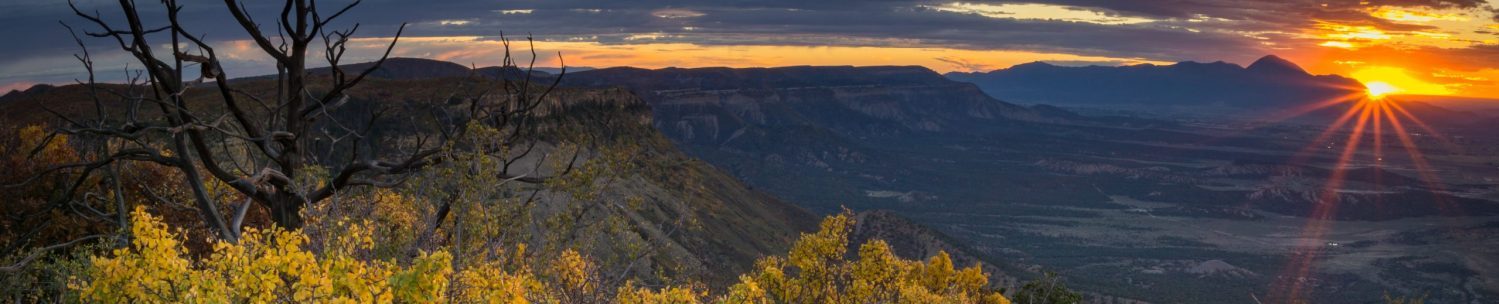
1365, 81, 1399, 99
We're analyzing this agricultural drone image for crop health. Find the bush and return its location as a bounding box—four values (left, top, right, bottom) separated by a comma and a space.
724, 212, 1010, 304
65, 207, 1012, 303
1011, 272, 1082, 304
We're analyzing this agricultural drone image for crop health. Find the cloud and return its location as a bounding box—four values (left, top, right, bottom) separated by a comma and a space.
2, 0, 1498, 96
923, 3, 1160, 25
651, 9, 705, 19
935, 57, 995, 71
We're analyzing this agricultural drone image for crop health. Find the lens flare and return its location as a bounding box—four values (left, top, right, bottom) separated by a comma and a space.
1270, 93, 1461, 302
1365, 81, 1398, 99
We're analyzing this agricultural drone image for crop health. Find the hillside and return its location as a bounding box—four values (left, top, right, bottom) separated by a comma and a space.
0, 69, 1022, 290
0, 76, 821, 288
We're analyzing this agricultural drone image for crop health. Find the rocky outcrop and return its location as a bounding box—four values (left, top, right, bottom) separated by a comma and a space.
564, 65, 1069, 145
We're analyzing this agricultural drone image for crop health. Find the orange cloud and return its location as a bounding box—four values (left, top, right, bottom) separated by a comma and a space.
1368, 7, 1467, 23
350, 37, 1165, 73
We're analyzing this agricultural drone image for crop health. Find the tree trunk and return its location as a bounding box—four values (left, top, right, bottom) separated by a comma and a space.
268, 194, 305, 229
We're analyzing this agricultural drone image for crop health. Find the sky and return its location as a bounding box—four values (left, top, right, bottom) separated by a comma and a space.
2, 0, 1498, 98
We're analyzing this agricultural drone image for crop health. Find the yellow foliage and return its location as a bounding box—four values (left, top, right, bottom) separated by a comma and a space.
616, 281, 704, 304
456, 258, 547, 304
370, 189, 421, 254
71, 205, 1008, 304
17, 125, 77, 165
552, 249, 596, 293
719, 276, 771, 304
74, 207, 456, 304
324, 252, 395, 303
205, 225, 332, 303
390, 250, 453, 304
721, 212, 1010, 304
73, 206, 225, 303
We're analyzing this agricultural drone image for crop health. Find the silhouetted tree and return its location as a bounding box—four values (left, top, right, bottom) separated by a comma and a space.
12, 0, 572, 245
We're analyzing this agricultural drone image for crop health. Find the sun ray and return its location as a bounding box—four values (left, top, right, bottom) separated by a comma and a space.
1279, 101, 1375, 302
1189, 92, 1362, 148
1372, 100, 1386, 213
1289, 100, 1369, 165
1274, 91, 1476, 302
1266, 91, 1366, 122
1381, 102, 1454, 213
1387, 100, 1467, 155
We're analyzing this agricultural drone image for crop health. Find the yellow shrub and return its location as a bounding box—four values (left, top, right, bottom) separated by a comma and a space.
722, 212, 1010, 304
73, 207, 457, 304
324, 253, 395, 303
17, 125, 77, 165
719, 276, 771, 304
456, 259, 547, 304
553, 249, 595, 293
71, 204, 1009, 304
205, 225, 332, 303
616, 281, 703, 304
72, 206, 225, 303
390, 250, 453, 303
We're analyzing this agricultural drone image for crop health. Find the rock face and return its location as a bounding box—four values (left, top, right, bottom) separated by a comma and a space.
945, 55, 1366, 111
564, 65, 1066, 146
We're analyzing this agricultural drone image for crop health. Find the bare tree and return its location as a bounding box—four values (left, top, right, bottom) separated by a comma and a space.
20, 0, 573, 243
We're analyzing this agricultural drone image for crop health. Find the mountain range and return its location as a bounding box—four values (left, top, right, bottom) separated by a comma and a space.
945, 55, 1364, 113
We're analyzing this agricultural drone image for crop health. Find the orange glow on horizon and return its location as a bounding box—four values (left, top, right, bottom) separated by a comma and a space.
1293, 2, 1499, 98
186, 34, 1499, 99
346, 37, 1172, 74
1348, 66, 1453, 96
1364, 81, 1398, 99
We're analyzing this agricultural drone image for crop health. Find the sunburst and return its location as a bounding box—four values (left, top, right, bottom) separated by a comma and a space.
1365, 81, 1399, 100
1272, 92, 1458, 302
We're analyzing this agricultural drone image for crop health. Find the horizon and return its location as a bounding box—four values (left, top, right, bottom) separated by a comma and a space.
7, 54, 1497, 102
3, 1, 1499, 98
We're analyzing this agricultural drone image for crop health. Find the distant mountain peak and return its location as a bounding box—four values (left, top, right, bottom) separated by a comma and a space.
944, 54, 1364, 111
1246, 55, 1308, 75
